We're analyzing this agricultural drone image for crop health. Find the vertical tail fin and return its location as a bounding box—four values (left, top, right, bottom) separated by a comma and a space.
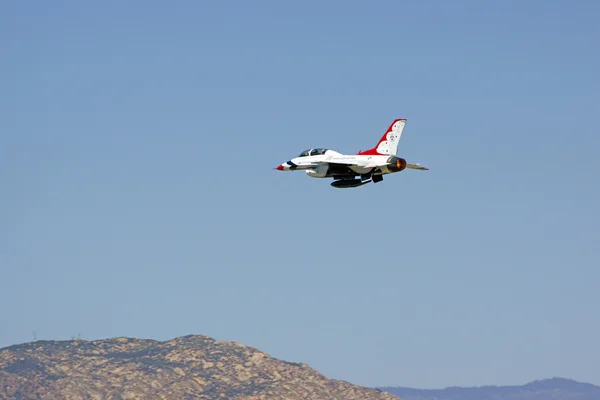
358, 118, 406, 156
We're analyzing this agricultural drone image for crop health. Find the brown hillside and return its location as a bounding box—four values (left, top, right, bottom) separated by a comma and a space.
0, 335, 400, 400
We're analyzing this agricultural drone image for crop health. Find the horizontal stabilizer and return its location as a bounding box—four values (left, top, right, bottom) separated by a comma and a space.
406, 163, 429, 170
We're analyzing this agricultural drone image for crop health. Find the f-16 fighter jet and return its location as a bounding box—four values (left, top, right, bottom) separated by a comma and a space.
275, 118, 428, 188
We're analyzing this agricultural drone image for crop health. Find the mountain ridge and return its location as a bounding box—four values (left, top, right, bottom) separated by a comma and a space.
379, 377, 600, 400
0, 334, 400, 400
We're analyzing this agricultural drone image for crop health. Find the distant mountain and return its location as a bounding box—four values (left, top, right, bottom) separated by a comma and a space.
0, 335, 400, 400
379, 377, 600, 400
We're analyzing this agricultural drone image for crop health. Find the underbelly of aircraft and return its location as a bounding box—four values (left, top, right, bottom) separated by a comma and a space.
306, 163, 354, 178
306, 162, 391, 179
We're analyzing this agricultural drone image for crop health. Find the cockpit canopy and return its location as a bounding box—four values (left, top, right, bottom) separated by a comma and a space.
298, 148, 328, 157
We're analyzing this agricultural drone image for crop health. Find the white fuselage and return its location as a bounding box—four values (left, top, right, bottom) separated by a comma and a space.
279, 150, 402, 178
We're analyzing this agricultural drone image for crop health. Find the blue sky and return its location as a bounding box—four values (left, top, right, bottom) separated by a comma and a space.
2, 0, 599, 389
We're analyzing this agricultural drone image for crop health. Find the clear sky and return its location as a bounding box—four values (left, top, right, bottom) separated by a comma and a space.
2, 0, 599, 390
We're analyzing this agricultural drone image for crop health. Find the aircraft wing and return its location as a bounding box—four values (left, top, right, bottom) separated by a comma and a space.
406, 163, 429, 170
313, 160, 429, 170
312, 161, 356, 167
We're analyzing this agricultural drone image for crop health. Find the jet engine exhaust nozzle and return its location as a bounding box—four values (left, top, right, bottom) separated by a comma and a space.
386, 156, 407, 172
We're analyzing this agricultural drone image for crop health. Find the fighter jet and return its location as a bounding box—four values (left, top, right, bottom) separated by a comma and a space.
275, 118, 428, 188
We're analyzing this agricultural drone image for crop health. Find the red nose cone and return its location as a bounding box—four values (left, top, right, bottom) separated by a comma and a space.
275, 164, 284, 170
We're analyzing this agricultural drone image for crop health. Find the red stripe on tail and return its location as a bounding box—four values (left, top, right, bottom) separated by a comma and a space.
357, 118, 406, 155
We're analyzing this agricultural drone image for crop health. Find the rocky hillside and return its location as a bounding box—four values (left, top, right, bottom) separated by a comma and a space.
0, 335, 400, 400
379, 377, 600, 400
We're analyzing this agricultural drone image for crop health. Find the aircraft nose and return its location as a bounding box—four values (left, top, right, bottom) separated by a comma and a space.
275, 161, 297, 171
